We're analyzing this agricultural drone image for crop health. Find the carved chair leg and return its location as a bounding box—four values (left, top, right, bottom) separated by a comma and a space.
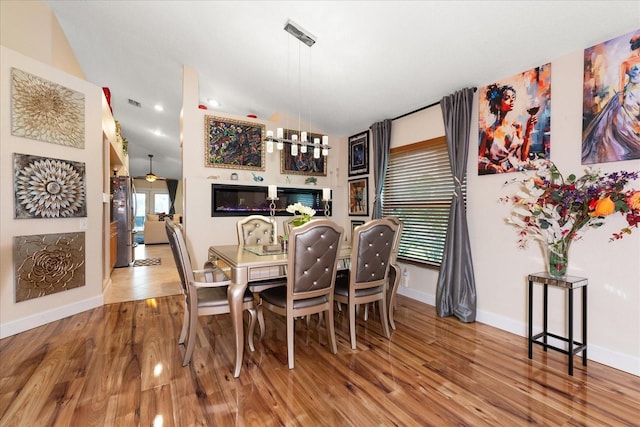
257, 303, 266, 340
287, 313, 295, 369
247, 307, 257, 352
178, 296, 188, 344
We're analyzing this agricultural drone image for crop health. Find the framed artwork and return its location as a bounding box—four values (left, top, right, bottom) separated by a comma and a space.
280, 129, 327, 176
350, 220, 365, 241
348, 131, 369, 176
14, 153, 87, 219
582, 29, 640, 164
204, 115, 265, 170
11, 68, 85, 149
348, 177, 368, 216
478, 63, 551, 175
14, 232, 86, 302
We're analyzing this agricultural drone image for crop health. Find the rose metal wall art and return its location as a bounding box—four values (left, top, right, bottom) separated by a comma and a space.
11, 68, 85, 148
14, 232, 86, 302
13, 153, 87, 219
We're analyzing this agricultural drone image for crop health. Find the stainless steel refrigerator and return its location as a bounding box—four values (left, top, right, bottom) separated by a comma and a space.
111, 176, 135, 267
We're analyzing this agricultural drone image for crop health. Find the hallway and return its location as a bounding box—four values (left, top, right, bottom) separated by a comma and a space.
104, 243, 181, 304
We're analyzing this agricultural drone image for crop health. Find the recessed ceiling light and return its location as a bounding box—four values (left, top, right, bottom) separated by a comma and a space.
151, 129, 163, 137
154, 104, 164, 112
207, 99, 220, 107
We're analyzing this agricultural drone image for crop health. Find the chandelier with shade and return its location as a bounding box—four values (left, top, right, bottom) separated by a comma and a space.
145, 154, 158, 183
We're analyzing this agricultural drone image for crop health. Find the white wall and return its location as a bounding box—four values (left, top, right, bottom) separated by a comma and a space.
393, 51, 640, 375
0, 1, 104, 338
181, 65, 349, 268
0, 47, 104, 338
0, 0, 84, 80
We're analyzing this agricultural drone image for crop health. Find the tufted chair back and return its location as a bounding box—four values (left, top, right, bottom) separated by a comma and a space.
288, 219, 343, 295
382, 216, 403, 330
283, 216, 303, 236
384, 216, 403, 265
334, 218, 398, 349
237, 215, 276, 245
257, 219, 343, 369
352, 220, 396, 285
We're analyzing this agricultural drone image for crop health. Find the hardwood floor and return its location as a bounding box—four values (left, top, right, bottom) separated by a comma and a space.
1, 244, 639, 426
104, 243, 181, 304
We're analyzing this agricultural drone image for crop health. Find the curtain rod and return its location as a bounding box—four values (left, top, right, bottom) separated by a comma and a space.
392, 87, 477, 121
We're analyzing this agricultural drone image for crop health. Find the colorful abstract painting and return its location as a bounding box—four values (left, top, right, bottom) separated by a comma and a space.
280, 129, 327, 176
14, 232, 86, 302
478, 63, 551, 175
582, 29, 640, 164
13, 153, 87, 219
11, 68, 85, 148
204, 116, 265, 171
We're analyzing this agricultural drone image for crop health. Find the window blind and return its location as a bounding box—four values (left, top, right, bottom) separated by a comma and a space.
382, 136, 464, 266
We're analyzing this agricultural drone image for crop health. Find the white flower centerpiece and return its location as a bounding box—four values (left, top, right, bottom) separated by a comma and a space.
285, 202, 316, 227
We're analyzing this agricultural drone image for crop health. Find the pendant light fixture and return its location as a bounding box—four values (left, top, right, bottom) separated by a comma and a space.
266, 19, 330, 159
145, 154, 158, 183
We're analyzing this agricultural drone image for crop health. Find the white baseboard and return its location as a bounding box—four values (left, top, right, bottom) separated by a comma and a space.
397, 287, 435, 305
0, 295, 104, 339
397, 288, 639, 377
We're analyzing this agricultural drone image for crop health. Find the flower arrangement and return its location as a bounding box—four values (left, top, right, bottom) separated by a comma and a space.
285, 202, 316, 227
500, 161, 640, 275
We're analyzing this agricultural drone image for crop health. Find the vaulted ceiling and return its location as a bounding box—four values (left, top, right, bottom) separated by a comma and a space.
45, 1, 639, 180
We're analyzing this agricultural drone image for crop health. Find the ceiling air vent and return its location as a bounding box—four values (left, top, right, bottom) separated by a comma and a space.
128, 98, 142, 108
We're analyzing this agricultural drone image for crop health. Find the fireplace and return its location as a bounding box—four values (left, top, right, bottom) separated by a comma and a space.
211, 184, 331, 217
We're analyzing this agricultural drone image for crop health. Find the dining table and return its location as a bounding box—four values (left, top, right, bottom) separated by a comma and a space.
208, 243, 352, 377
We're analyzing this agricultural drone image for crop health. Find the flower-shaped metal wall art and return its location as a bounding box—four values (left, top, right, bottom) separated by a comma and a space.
11, 68, 85, 148
13, 153, 87, 219
13, 232, 85, 302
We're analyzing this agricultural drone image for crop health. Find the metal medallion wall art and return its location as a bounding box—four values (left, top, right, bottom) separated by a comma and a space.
13, 232, 86, 302
13, 153, 87, 219
11, 68, 85, 148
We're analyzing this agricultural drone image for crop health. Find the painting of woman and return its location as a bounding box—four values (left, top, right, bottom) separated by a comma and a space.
582, 31, 640, 164
478, 64, 551, 175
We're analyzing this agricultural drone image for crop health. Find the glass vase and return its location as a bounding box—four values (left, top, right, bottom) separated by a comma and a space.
546, 240, 570, 277
292, 215, 310, 227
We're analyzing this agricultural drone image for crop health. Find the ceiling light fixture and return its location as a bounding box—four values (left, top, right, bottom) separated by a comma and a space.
154, 104, 164, 112
146, 154, 158, 183
266, 19, 330, 159
207, 98, 220, 107
284, 19, 316, 47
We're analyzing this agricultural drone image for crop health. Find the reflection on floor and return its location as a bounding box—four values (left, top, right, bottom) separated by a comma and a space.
104, 243, 181, 305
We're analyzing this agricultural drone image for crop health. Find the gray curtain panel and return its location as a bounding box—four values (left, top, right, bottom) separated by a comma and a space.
369, 119, 392, 219
166, 179, 178, 215
436, 87, 477, 322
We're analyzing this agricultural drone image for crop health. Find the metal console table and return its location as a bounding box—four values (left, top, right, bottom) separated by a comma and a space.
527, 272, 588, 376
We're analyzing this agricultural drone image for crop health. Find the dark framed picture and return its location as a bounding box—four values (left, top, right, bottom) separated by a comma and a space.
350, 220, 365, 241
348, 131, 369, 176
348, 177, 368, 216
280, 129, 327, 176
204, 115, 265, 170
